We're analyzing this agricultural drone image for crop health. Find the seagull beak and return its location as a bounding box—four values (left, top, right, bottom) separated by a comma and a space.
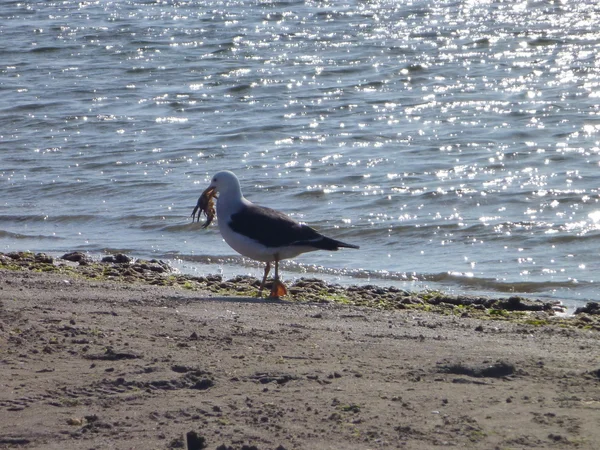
202, 185, 217, 199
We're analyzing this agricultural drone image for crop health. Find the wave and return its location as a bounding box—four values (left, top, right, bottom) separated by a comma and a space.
227, 84, 252, 94
546, 231, 600, 244
0, 214, 100, 224
421, 271, 588, 294
29, 46, 63, 53
528, 37, 564, 47
0, 229, 63, 240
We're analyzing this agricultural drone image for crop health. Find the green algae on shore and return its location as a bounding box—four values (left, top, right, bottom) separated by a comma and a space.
1, 251, 599, 330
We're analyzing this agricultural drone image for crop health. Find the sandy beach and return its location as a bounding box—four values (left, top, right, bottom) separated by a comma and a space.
1, 252, 599, 450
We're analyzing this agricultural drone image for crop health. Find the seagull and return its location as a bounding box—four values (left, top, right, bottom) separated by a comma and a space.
194, 170, 359, 298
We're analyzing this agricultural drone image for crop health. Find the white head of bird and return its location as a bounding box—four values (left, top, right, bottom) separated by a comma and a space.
208, 170, 243, 200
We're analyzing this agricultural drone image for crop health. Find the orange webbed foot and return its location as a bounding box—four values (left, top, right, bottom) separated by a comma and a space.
269, 279, 287, 298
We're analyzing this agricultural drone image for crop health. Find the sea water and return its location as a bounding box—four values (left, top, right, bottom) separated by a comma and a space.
1, 1, 600, 309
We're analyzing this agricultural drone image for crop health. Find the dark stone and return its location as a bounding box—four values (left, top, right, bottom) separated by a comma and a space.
190, 378, 214, 390
35, 253, 54, 264
61, 251, 90, 264
495, 296, 552, 312
254, 373, 297, 385
6, 252, 25, 261
148, 263, 167, 273
168, 437, 185, 449
185, 431, 206, 450
102, 253, 132, 264
171, 365, 193, 373
574, 302, 600, 315
440, 361, 515, 378
0, 438, 31, 445
206, 275, 223, 282
84, 347, 140, 361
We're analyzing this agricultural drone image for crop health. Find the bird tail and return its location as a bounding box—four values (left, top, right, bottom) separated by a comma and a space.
313, 237, 360, 251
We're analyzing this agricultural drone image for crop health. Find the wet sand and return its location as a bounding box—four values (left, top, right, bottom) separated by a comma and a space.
1, 253, 599, 449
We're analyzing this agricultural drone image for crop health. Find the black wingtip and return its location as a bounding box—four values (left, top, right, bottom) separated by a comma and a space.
314, 237, 359, 251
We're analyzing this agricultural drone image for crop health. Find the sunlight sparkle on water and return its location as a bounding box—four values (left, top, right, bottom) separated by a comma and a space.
588, 211, 600, 223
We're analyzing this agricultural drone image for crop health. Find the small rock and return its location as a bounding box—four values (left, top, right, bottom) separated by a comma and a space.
574, 302, 600, 315
440, 361, 515, 378
102, 253, 132, 264
186, 431, 207, 450
0, 438, 30, 445
171, 365, 193, 373
61, 251, 90, 264
35, 253, 54, 264
190, 379, 214, 390
66, 417, 83, 426
168, 437, 185, 449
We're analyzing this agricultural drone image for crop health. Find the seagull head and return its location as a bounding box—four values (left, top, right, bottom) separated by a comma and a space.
205, 170, 242, 200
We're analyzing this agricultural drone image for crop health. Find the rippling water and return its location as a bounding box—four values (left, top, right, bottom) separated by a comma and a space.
2, 1, 600, 309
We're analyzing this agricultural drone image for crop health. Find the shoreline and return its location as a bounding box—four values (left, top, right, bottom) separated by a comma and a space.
1, 251, 600, 449
1, 251, 599, 329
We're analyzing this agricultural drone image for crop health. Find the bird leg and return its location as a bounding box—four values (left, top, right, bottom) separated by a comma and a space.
269, 257, 287, 298
258, 261, 271, 297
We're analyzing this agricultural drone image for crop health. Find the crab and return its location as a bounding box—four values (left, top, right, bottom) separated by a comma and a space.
191, 185, 216, 229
